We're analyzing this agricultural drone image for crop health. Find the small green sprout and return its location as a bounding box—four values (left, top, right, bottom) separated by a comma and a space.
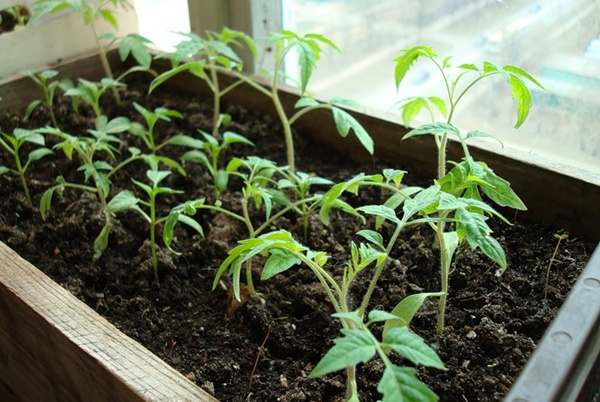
30, 0, 144, 104
61, 77, 125, 117
129, 102, 184, 155
0, 128, 53, 204
544, 233, 569, 301
23, 69, 61, 127
38, 115, 131, 260
151, 28, 257, 139
107, 170, 204, 282
182, 128, 254, 196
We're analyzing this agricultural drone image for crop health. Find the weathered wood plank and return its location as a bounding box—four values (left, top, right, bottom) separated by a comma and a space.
0, 241, 217, 402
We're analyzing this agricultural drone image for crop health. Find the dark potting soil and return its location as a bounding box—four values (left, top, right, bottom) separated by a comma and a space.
0, 77, 595, 402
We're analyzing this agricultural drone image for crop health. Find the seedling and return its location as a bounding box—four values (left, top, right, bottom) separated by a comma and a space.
151, 28, 257, 139
107, 170, 204, 282
182, 128, 254, 196
151, 29, 374, 173
0, 128, 53, 204
214, 226, 445, 399
38, 115, 131, 259
394, 46, 545, 335
129, 102, 184, 154
544, 233, 569, 301
30, 0, 154, 104
395, 45, 547, 179
62, 77, 125, 117
23, 69, 61, 127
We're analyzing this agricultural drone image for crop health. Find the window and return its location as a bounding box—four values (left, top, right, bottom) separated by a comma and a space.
281, 0, 600, 175
139, 0, 599, 175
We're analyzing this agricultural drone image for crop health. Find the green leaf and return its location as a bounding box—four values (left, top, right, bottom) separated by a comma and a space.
0, 166, 10, 175
27, 148, 53, 164
105, 190, 138, 213
383, 169, 406, 186
331, 107, 374, 154
480, 168, 526, 210
166, 134, 204, 149
356, 229, 384, 249
214, 170, 229, 192
261, 249, 301, 280
378, 366, 439, 402
309, 329, 376, 377
93, 221, 111, 261
223, 131, 254, 147
393, 45, 435, 89
295, 97, 319, 108
330, 96, 363, 110
24, 100, 42, 121
456, 209, 507, 270
382, 292, 444, 341
367, 310, 399, 324
397, 97, 447, 127
465, 130, 504, 147
384, 327, 444, 369
147, 169, 171, 187
508, 74, 532, 129
404, 122, 460, 140
99, 8, 118, 29
357, 205, 401, 226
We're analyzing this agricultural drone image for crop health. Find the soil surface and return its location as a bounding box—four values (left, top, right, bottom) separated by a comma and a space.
0, 75, 595, 402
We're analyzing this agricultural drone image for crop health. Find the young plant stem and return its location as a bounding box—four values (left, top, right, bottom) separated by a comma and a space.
544, 234, 568, 302
149, 193, 159, 282
357, 222, 404, 319
241, 193, 258, 295
90, 21, 121, 105
209, 64, 222, 139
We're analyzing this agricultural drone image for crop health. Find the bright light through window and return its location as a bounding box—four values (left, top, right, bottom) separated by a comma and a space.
133, 0, 189, 51
283, 0, 600, 175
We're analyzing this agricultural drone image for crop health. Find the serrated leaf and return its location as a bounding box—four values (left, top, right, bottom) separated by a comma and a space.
382, 292, 444, 341
384, 327, 444, 369
465, 130, 504, 147
481, 169, 526, 210
105, 190, 138, 213
357, 205, 401, 225
508, 74, 532, 129
261, 249, 301, 280
456, 209, 507, 270
378, 366, 439, 402
309, 329, 376, 377
393, 45, 435, 89
356, 230, 384, 249
404, 122, 460, 140
27, 148, 53, 164
331, 107, 374, 154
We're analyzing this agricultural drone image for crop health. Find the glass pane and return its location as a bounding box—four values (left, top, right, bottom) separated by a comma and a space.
283, 0, 600, 174
133, 0, 189, 50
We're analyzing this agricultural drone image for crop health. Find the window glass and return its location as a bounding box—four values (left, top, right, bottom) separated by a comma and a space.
283, 0, 600, 174
133, 0, 189, 50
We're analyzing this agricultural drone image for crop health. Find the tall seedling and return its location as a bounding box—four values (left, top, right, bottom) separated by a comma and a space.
38, 116, 131, 260
30, 0, 154, 104
150, 28, 257, 139
394, 46, 546, 334
152, 29, 374, 173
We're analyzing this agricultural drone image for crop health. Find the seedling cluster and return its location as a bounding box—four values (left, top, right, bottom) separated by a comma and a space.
0, 3, 547, 399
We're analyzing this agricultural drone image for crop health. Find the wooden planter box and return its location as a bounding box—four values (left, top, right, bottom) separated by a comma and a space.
1, 51, 599, 402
